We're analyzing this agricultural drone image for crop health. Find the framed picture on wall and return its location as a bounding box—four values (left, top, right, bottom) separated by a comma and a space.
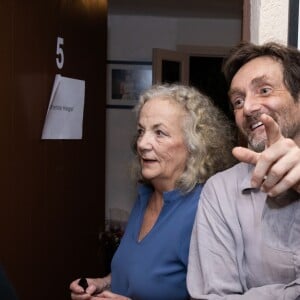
107, 61, 152, 107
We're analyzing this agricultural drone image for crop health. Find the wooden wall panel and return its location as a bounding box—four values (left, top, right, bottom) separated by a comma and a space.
0, 1, 107, 299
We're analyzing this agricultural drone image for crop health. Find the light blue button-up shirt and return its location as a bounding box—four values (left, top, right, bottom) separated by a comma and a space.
187, 162, 300, 299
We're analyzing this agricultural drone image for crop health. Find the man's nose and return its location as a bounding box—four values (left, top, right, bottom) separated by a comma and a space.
243, 94, 262, 116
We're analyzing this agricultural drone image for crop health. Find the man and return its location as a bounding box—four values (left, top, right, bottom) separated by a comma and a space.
187, 41, 300, 299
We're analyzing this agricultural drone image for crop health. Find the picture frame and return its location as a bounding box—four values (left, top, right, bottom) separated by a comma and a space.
106, 61, 152, 107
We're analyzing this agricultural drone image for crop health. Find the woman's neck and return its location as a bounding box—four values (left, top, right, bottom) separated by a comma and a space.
148, 190, 163, 213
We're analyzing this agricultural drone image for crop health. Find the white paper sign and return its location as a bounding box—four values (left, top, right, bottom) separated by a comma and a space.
42, 74, 85, 139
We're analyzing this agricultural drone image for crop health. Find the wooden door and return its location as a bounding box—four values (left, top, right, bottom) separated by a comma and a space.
0, 1, 107, 299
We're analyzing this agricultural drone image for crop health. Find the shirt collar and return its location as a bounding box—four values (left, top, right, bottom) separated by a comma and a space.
240, 163, 256, 192
138, 183, 201, 204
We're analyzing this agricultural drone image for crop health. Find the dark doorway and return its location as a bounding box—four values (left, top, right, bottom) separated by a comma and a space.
189, 56, 233, 120
161, 60, 182, 83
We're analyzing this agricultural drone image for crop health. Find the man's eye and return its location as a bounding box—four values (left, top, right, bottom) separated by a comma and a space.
232, 98, 244, 109
260, 87, 272, 95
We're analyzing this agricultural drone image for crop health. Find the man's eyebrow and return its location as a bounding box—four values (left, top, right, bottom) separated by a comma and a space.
228, 75, 269, 98
250, 75, 268, 87
228, 88, 243, 98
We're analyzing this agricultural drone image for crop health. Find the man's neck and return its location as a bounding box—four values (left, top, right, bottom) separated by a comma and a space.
294, 135, 300, 147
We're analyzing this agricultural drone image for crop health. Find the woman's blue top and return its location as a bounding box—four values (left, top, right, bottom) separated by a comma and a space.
111, 183, 202, 300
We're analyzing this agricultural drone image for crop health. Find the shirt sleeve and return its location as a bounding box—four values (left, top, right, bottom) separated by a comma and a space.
187, 183, 300, 300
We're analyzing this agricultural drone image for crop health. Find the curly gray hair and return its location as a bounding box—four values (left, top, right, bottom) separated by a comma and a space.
131, 84, 237, 193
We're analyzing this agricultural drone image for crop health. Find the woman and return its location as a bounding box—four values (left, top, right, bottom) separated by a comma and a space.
70, 84, 236, 300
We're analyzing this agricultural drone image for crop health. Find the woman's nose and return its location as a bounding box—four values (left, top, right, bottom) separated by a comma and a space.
137, 132, 152, 151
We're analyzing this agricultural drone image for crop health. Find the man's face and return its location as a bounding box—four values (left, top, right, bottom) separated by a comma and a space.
228, 56, 300, 151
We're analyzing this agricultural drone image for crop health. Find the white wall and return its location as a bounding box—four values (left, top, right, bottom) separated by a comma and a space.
107, 15, 241, 61
105, 108, 137, 220
105, 14, 242, 220
249, 0, 289, 45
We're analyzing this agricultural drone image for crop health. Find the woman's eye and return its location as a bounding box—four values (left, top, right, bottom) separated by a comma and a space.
137, 128, 144, 136
156, 130, 165, 137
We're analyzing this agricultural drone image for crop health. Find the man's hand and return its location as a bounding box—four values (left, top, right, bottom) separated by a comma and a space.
232, 114, 300, 196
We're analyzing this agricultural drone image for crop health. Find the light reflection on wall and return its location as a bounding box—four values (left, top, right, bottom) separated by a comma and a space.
59, 0, 107, 13
81, 0, 107, 10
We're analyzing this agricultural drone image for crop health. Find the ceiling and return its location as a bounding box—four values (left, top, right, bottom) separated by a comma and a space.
108, 0, 243, 19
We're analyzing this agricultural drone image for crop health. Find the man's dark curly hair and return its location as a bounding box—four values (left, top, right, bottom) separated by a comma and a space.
222, 41, 300, 102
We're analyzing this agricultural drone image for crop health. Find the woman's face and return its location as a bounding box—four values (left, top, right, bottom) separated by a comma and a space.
136, 97, 188, 191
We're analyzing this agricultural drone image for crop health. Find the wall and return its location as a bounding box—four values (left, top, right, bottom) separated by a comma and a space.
0, 1, 107, 299
107, 15, 241, 60
105, 14, 242, 219
249, 0, 289, 45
